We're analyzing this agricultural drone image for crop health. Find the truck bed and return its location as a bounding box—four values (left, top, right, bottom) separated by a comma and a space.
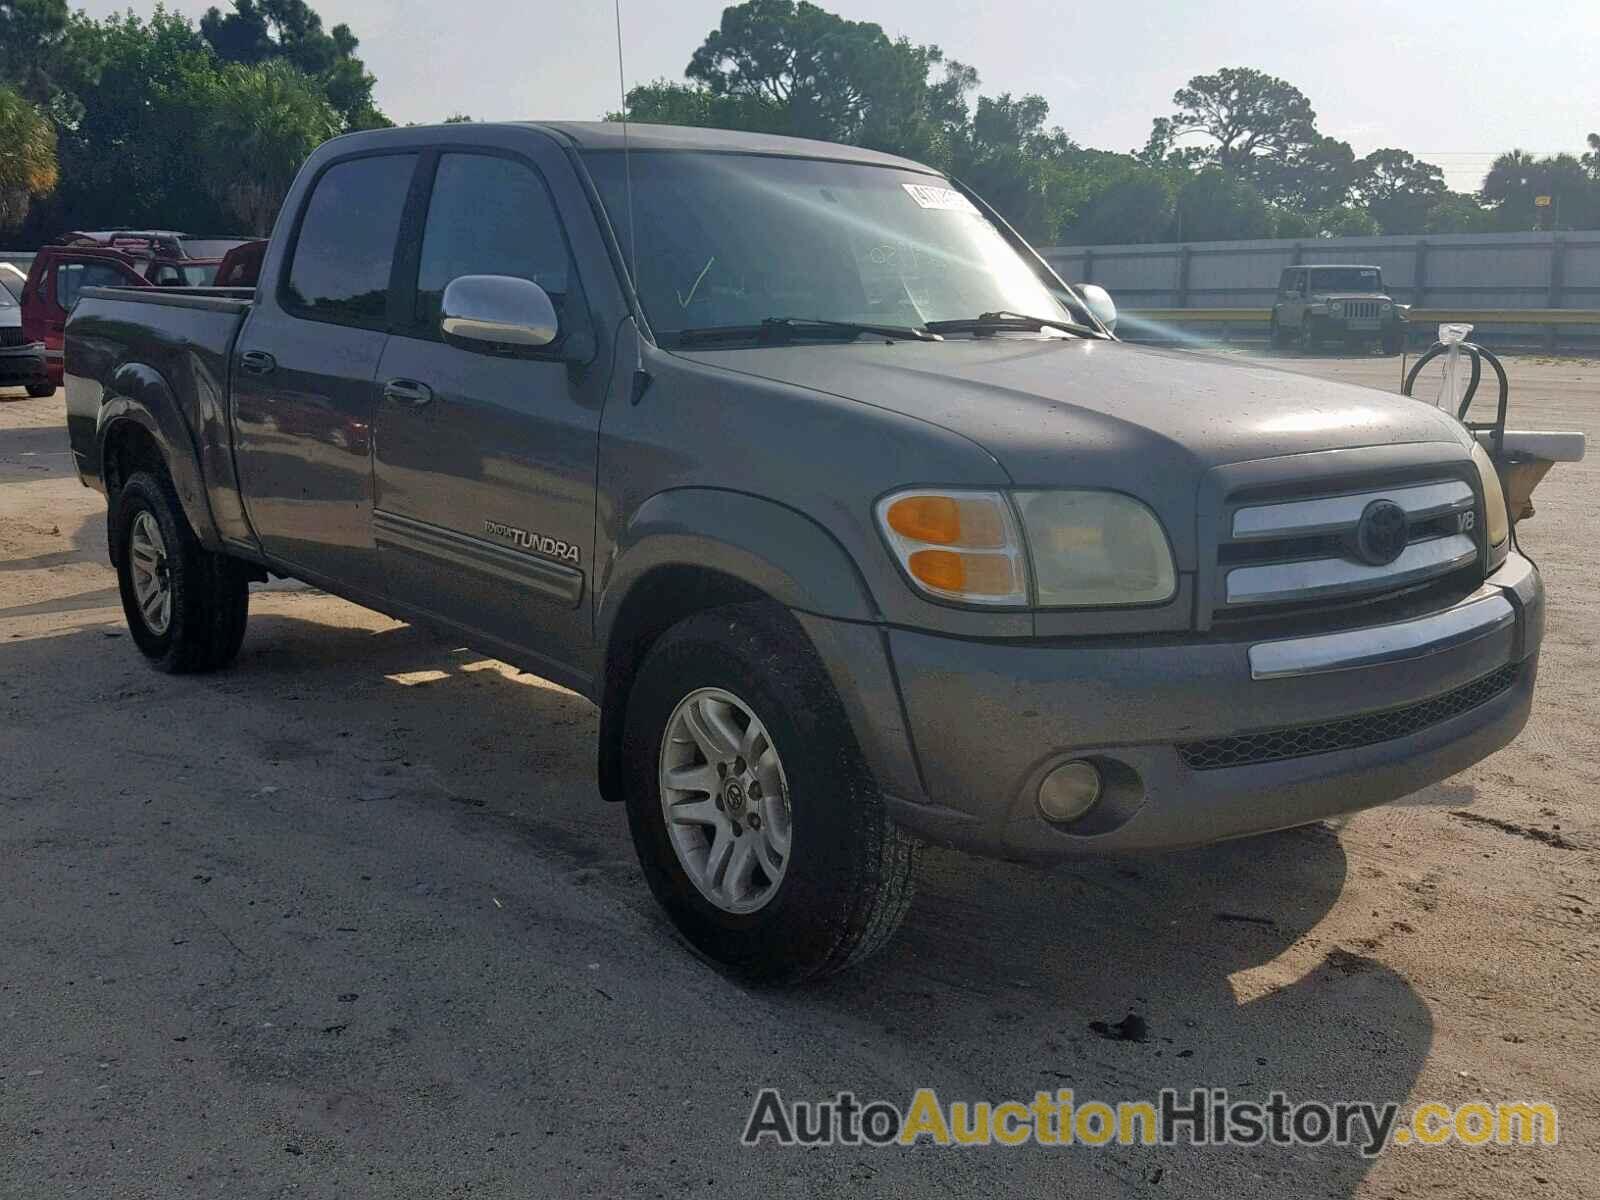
63, 285, 257, 545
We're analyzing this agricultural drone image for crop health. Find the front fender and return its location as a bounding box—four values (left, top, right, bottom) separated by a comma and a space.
597, 487, 881, 641
95, 364, 223, 552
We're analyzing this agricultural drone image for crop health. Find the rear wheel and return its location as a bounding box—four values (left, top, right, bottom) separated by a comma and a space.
114, 471, 249, 673
1268, 318, 1288, 350
622, 603, 919, 983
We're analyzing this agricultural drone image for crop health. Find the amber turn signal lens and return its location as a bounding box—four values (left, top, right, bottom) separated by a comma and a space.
885, 495, 1007, 548
907, 549, 1018, 596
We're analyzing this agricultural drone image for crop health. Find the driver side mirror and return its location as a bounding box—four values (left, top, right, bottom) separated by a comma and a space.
1078, 284, 1118, 333
441, 274, 559, 350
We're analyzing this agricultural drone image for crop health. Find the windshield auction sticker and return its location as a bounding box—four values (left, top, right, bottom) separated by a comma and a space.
741, 1087, 1558, 1156
901, 183, 983, 215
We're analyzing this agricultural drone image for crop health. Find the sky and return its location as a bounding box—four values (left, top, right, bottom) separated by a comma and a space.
82, 0, 1600, 193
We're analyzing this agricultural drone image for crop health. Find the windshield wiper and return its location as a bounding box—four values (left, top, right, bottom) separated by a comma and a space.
675, 317, 943, 346
924, 311, 1106, 339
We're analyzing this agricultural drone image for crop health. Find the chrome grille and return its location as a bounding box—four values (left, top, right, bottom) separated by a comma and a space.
1215, 477, 1480, 615
1341, 300, 1381, 321
0, 327, 29, 348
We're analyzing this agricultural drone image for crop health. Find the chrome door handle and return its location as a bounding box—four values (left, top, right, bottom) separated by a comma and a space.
383, 378, 433, 406
240, 350, 276, 376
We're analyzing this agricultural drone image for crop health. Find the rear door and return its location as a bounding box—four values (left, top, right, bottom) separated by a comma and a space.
371, 147, 602, 678
230, 151, 421, 598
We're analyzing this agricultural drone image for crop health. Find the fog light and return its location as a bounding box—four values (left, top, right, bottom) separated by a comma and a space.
1037, 760, 1103, 824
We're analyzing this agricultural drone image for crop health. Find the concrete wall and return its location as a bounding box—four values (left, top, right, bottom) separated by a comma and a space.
1039, 231, 1597, 312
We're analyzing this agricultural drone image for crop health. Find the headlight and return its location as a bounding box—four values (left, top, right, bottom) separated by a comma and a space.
1015, 491, 1177, 606
1329, 300, 1345, 316
1379, 300, 1392, 312
876, 489, 1177, 608
1470, 443, 1510, 550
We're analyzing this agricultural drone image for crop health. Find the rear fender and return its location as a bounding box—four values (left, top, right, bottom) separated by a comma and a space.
95, 363, 223, 552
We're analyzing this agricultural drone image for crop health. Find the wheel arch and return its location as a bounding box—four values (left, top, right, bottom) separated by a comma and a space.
95, 363, 223, 557
592, 488, 882, 803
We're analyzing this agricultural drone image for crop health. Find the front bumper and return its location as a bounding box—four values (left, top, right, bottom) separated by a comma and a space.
815, 552, 1542, 861
1310, 312, 1407, 340
0, 345, 48, 386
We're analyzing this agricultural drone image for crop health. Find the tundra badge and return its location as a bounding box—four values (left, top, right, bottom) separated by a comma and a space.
484, 519, 580, 565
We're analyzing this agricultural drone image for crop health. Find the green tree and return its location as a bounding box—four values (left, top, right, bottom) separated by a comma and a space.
1481, 149, 1597, 230
41, 8, 233, 235
1352, 148, 1446, 234
201, 0, 384, 128
0, 82, 56, 228
1171, 169, 1271, 241
1064, 166, 1175, 245
1165, 67, 1318, 171
0, 0, 68, 103
613, 78, 786, 134
199, 58, 339, 234
684, 0, 944, 156
1424, 191, 1494, 234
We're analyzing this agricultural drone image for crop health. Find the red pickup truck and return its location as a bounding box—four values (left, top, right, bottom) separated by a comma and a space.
21, 231, 249, 386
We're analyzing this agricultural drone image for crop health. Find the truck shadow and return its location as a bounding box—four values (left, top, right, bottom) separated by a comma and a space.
1, 607, 1431, 1195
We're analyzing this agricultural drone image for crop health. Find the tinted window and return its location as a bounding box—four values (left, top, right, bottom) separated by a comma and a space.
415, 154, 572, 330
57, 262, 132, 310
285, 154, 417, 328
1308, 267, 1382, 292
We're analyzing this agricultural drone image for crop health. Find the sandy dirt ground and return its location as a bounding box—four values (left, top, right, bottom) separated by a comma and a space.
1, 355, 1596, 1199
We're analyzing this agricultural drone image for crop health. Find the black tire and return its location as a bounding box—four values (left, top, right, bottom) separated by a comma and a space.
26, 383, 54, 398
622, 602, 919, 983
1268, 318, 1287, 351
1298, 321, 1318, 354
113, 471, 249, 673
1382, 333, 1403, 356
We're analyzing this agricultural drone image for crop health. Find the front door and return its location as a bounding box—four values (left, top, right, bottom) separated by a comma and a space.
230, 152, 420, 598
372, 149, 602, 684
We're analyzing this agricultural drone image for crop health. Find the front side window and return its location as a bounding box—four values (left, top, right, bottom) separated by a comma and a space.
414, 153, 574, 332
284, 153, 418, 328
583, 150, 1070, 344
56, 262, 131, 310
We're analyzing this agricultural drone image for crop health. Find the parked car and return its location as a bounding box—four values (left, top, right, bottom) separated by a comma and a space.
213, 239, 267, 289
0, 260, 27, 302
0, 276, 50, 395
65, 123, 1545, 981
1270, 264, 1409, 354
22, 231, 250, 386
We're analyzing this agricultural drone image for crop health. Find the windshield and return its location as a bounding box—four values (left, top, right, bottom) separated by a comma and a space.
583, 151, 1071, 344
1309, 267, 1382, 292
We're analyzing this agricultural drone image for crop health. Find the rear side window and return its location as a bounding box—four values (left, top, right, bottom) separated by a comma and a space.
56, 262, 131, 310
414, 153, 573, 332
284, 153, 417, 328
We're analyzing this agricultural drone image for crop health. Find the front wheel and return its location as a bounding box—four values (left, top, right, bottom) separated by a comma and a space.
622, 603, 919, 983
1299, 321, 1319, 354
1382, 332, 1404, 356
114, 471, 250, 673
26, 383, 54, 398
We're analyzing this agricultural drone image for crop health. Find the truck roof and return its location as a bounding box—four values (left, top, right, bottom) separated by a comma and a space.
329, 121, 941, 175
1301, 263, 1382, 270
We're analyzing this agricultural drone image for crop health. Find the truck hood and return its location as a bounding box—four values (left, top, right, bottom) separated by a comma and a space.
1311, 292, 1393, 302
678, 337, 1467, 490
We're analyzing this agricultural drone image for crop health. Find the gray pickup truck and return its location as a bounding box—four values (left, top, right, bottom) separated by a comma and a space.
65, 122, 1543, 981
